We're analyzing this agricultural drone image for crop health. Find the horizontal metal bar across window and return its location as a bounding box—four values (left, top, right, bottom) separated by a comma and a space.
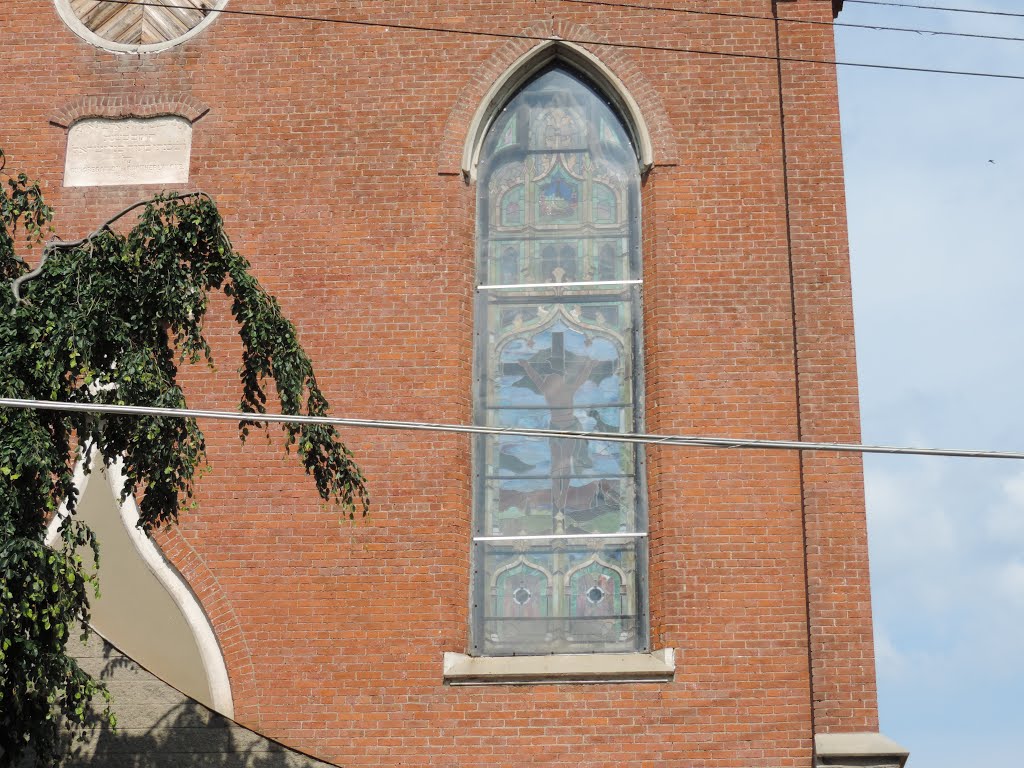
482, 614, 637, 622
477, 279, 642, 291
484, 402, 633, 411
483, 472, 635, 480
474, 532, 647, 542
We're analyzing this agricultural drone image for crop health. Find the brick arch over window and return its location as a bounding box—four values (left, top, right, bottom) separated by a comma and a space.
154, 525, 261, 724
463, 41, 653, 180
437, 22, 677, 177
50, 94, 211, 129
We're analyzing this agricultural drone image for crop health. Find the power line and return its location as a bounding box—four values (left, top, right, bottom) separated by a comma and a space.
3, 397, 1024, 461
87, 0, 1024, 82
845, 0, 1024, 19
560, 0, 1024, 46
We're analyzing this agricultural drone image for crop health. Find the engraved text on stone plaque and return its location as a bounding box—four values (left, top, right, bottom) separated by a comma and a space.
64, 117, 193, 187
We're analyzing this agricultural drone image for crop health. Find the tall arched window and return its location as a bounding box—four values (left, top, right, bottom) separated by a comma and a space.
473, 66, 646, 656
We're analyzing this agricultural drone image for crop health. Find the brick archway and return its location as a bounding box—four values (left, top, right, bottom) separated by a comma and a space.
437, 19, 678, 178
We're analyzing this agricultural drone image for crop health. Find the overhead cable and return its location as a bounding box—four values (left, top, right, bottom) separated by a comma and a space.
845, 0, 1024, 19
3, 397, 1024, 461
86, 0, 1024, 82
560, 0, 1024, 45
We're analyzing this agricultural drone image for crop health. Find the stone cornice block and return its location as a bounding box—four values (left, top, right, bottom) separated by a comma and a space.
815, 732, 910, 768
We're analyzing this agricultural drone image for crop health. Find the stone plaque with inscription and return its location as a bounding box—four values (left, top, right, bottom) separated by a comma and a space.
64, 117, 192, 187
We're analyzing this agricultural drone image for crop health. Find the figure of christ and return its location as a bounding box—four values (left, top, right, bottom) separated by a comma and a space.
520, 352, 597, 512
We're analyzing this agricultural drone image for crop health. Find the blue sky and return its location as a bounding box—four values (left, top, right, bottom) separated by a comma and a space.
835, 1, 1024, 763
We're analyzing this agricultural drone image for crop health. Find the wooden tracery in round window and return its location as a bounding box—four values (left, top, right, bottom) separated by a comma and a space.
57, 0, 227, 52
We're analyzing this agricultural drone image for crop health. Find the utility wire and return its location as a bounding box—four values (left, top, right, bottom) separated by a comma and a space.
4, 397, 1024, 461
87, 0, 1024, 82
845, 0, 1024, 19
34, 3, 1024, 459
560, 0, 1024, 45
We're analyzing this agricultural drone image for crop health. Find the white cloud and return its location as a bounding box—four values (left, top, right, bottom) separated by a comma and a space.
839, 3, 1024, 763
984, 470, 1024, 543
865, 459, 957, 566
995, 561, 1024, 606
872, 622, 907, 682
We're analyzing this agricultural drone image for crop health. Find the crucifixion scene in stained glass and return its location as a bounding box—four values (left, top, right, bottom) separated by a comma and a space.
473, 66, 647, 655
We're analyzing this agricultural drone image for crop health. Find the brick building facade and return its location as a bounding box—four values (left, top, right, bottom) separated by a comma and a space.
2, 0, 907, 764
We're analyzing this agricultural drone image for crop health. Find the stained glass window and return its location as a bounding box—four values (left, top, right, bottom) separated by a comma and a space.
473, 67, 646, 656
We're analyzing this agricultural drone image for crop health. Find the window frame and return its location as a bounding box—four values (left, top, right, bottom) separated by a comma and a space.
54, 0, 229, 54
469, 63, 651, 658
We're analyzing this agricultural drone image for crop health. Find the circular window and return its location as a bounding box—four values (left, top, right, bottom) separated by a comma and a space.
56, 0, 228, 53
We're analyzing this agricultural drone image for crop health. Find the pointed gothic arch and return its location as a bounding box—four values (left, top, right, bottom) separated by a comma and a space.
461, 40, 655, 181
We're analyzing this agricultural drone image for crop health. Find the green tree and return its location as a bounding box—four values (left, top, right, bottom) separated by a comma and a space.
0, 149, 368, 767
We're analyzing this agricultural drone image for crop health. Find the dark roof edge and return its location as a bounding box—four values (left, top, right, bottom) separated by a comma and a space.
833, 0, 844, 17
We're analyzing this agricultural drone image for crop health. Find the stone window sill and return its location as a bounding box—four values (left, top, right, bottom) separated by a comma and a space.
442, 648, 675, 685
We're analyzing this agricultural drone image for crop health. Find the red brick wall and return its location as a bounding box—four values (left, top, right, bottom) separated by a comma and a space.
775, 0, 879, 734
1, 0, 876, 763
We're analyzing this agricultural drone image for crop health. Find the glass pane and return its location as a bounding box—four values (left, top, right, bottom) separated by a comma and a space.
474, 65, 644, 655
479, 289, 639, 538
480, 456, 638, 536
475, 538, 642, 656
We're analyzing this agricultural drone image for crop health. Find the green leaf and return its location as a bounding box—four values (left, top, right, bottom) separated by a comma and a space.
1, 153, 367, 767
